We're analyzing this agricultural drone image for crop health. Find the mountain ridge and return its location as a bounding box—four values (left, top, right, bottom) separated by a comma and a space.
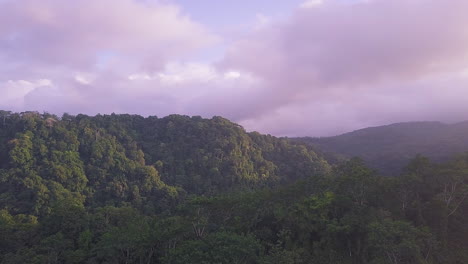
294, 120, 468, 175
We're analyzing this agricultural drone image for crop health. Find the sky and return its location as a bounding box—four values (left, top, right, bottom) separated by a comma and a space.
1, 0, 468, 137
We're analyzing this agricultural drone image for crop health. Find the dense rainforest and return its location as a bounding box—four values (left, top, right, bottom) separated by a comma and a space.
0, 111, 467, 263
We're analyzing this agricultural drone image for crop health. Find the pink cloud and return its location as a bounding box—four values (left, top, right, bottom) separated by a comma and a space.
219, 0, 468, 135
1, 0, 468, 136
0, 0, 217, 74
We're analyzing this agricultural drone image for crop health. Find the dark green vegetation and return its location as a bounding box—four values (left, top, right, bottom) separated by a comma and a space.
0, 111, 467, 263
295, 121, 468, 175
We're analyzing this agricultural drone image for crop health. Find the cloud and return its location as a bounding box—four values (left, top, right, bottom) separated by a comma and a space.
0, 0, 221, 117
0, 0, 217, 75
300, 0, 324, 9
1, 0, 468, 136
219, 0, 468, 135
0, 79, 52, 110
8, 60, 261, 120
241, 73, 468, 136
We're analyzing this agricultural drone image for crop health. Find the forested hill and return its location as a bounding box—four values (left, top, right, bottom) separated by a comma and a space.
294, 121, 468, 175
0, 111, 329, 215
1, 112, 468, 263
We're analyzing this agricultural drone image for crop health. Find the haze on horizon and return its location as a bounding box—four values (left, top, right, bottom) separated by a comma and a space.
1, 0, 468, 137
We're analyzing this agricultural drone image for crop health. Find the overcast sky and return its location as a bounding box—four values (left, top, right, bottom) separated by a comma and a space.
1, 0, 468, 136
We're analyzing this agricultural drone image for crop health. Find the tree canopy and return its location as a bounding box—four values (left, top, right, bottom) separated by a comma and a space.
0, 111, 467, 263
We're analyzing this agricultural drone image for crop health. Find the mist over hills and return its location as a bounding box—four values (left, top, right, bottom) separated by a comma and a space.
295, 121, 468, 175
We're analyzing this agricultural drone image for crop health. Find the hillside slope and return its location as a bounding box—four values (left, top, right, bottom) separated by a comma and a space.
295, 121, 468, 174
0, 111, 329, 215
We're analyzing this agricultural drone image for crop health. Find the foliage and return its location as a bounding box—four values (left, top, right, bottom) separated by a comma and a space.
0, 111, 467, 263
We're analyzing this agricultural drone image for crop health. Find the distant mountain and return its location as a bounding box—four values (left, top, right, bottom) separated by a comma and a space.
294, 121, 468, 175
